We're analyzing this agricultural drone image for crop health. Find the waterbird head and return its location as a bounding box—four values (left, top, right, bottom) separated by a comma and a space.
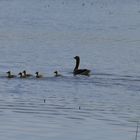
18, 72, 22, 76
6, 71, 11, 74
35, 72, 39, 75
54, 71, 58, 74
74, 56, 79, 60
23, 70, 26, 74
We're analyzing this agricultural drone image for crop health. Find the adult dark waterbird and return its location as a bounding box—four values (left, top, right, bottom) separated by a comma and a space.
73, 56, 90, 76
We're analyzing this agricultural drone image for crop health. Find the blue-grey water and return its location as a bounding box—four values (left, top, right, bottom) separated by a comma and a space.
0, 0, 140, 139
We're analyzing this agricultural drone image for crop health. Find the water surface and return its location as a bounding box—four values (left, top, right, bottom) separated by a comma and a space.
0, 0, 140, 140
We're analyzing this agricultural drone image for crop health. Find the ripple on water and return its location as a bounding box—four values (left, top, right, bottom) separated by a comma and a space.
0, 71, 139, 135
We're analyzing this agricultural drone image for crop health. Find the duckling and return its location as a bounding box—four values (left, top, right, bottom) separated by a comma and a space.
18, 72, 26, 78
73, 56, 90, 76
54, 71, 62, 77
6, 71, 16, 78
22, 70, 32, 77
35, 72, 43, 78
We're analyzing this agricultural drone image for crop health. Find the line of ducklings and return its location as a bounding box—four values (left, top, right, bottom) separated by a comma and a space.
6, 70, 61, 79
6, 56, 91, 79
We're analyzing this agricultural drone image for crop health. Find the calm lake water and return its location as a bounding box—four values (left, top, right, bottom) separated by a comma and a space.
0, 0, 140, 140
